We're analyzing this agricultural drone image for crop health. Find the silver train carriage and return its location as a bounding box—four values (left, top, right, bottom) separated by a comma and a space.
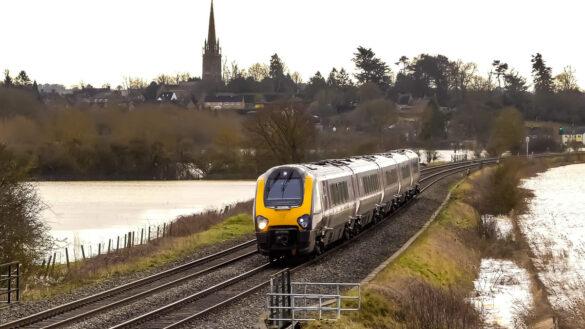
253, 149, 420, 257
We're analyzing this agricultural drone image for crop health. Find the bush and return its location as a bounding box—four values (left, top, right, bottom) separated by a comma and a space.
0, 144, 53, 271
401, 280, 482, 329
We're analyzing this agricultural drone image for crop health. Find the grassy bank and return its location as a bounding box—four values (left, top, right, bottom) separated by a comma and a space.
23, 202, 254, 301
308, 153, 585, 329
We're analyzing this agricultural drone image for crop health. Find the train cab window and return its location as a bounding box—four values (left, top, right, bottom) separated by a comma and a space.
265, 169, 304, 207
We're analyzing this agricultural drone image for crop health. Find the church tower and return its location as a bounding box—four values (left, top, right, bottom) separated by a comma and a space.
202, 1, 222, 82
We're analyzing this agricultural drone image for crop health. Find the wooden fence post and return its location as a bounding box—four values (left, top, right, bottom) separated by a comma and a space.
116, 236, 120, 251
157, 226, 160, 239
124, 234, 127, 248
51, 252, 56, 274
45, 255, 52, 275
98, 243, 101, 256
140, 228, 144, 245
163, 223, 166, 237
148, 226, 151, 242
65, 248, 70, 268
81, 245, 86, 260
108, 239, 112, 254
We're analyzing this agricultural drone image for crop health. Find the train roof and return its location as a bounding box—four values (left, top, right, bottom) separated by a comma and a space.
259, 150, 419, 180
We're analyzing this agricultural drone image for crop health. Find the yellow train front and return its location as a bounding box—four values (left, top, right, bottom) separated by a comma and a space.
254, 166, 317, 258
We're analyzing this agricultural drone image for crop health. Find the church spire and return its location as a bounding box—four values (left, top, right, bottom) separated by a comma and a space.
202, 0, 221, 82
207, 0, 217, 49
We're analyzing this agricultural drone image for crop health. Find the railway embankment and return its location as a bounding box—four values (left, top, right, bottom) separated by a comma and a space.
307, 153, 585, 329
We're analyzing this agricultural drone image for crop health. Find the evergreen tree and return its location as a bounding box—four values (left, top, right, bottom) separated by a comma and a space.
269, 53, 285, 92
14, 70, 32, 86
491, 60, 509, 88
327, 68, 339, 88
337, 68, 352, 89
352, 46, 392, 90
306, 71, 327, 99
531, 53, 553, 93
3, 69, 12, 87
419, 101, 446, 142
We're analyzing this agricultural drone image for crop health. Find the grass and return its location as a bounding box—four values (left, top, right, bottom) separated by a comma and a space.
23, 211, 254, 300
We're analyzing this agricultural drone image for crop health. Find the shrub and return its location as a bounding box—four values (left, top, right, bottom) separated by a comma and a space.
0, 144, 53, 271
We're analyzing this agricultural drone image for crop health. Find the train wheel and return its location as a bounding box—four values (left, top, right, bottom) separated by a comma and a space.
268, 252, 280, 263
314, 239, 325, 256
343, 225, 351, 241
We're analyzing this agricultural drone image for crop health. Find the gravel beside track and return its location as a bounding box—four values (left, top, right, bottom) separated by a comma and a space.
0, 235, 255, 325
187, 172, 466, 329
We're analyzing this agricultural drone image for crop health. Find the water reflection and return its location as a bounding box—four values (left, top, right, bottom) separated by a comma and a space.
35, 180, 256, 256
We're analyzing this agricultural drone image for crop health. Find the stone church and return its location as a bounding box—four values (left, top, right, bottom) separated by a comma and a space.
202, 1, 221, 82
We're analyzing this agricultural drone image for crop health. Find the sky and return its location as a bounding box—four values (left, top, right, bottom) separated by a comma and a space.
2, 0, 584, 88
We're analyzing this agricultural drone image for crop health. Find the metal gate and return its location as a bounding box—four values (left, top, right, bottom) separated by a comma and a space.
0, 262, 20, 305
266, 270, 360, 328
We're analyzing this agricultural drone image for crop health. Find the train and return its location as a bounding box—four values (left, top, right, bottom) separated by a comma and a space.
253, 149, 420, 258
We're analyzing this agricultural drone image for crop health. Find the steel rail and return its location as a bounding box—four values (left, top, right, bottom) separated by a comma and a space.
0, 239, 257, 329
43, 250, 258, 329
109, 263, 273, 329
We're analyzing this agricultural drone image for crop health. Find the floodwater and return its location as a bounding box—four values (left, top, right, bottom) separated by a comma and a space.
473, 163, 585, 327
417, 149, 477, 163
519, 163, 585, 314
36, 180, 256, 258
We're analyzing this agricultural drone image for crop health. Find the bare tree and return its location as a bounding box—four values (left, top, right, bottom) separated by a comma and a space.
244, 102, 316, 165
174, 72, 192, 84
247, 63, 269, 82
291, 71, 302, 85
122, 76, 147, 90
155, 74, 172, 86
554, 66, 580, 92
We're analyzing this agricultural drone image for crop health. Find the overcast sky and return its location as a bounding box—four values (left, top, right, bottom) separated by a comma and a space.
2, 0, 583, 88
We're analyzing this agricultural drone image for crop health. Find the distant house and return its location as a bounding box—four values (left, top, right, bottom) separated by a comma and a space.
204, 95, 245, 110
561, 127, 585, 145
396, 93, 414, 110
157, 92, 178, 102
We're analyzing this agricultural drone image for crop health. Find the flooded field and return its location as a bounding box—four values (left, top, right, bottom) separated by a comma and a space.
473, 163, 585, 327
36, 180, 256, 257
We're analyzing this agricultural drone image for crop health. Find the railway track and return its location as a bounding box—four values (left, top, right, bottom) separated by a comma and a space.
0, 158, 497, 329
108, 160, 493, 329
0, 241, 259, 329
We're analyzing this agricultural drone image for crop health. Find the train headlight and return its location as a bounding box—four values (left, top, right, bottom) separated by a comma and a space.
256, 216, 269, 230
297, 214, 312, 229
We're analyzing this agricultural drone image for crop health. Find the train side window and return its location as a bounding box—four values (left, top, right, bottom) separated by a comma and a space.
401, 165, 410, 180
385, 169, 397, 186
341, 181, 349, 202
362, 174, 380, 195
